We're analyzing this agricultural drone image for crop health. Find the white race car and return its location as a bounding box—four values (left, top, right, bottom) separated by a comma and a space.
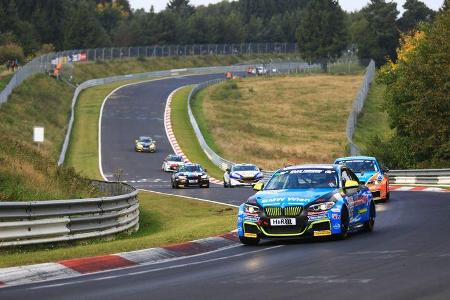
223, 164, 264, 188
162, 154, 186, 172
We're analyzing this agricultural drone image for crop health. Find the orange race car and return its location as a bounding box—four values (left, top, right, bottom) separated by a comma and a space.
334, 156, 390, 201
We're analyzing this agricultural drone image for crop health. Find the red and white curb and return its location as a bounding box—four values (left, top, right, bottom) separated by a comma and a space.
0, 232, 239, 288
164, 88, 223, 185
390, 185, 449, 192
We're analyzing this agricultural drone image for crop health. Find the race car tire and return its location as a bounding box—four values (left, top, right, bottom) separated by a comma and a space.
223, 179, 228, 188
363, 201, 376, 232
385, 191, 390, 201
202, 183, 210, 188
336, 207, 349, 240
239, 235, 260, 246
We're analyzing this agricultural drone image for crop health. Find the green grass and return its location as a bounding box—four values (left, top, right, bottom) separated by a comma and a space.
171, 87, 225, 179
0, 75, 101, 200
192, 75, 364, 170
0, 191, 237, 268
0, 72, 13, 90
353, 78, 394, 153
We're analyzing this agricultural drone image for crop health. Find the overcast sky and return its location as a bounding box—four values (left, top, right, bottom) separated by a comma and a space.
129, 0, 444, 14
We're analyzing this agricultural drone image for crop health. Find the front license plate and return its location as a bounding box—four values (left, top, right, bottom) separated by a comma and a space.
189, 180, 198, 183
314, 230, 332, 237
270, 218, 296, 226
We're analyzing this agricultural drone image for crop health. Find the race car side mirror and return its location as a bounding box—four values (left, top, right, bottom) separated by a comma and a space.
253, 181, 264, 191
344, 180, 359, 189
226, 168, 230, 173
204, 169, 207, 172
259, 167, 263, 171
382, 166, 389, 172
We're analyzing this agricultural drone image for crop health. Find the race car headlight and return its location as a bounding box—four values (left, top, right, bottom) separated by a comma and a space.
255, 172, 264, 179
201, 174, 208, 179
136, 143, 143, 148
367, 174, 382, 185
230, 172, 242, 179
244, 204, 260, 215
177, 175, 187, 180
308, 199, 336, 213
150, 144, 155, 148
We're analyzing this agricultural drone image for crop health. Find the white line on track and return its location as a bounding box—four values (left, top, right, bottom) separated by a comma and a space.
138, 189, 239, 208
28, 245, 283, 290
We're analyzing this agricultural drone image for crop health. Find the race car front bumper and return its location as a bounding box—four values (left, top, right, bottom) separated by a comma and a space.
237, 209, 343, 240
174, 177, 209, 187
229, 177, 261, 187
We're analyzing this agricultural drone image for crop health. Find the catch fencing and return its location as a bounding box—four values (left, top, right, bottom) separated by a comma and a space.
0, 181, 139, 247
346, 60, 376, 156
0, 43, 297, 107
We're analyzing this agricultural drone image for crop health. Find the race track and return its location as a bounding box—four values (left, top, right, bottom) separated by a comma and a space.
1, 74, 449, 299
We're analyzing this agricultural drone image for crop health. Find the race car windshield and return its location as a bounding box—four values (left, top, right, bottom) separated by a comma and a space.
138, 137, 152, 143
179, 165, 202, 172
168, 155, 182, 162
265, 169, 338, 190
340, 160, 377, 173
233, 165, 258, 172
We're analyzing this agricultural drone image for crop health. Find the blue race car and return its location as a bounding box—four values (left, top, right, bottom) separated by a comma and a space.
334, 156, 390, 201
237, 164, 375, 245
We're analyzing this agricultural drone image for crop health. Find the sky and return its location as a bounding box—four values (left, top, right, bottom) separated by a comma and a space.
129, 0, 444, 14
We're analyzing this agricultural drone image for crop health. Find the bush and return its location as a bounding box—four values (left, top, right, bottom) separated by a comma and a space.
0, 43, 25, 64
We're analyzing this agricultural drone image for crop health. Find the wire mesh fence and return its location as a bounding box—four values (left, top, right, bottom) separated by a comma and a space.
0, 43, 298, 107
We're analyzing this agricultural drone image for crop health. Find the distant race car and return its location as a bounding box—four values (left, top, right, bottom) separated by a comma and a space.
135, 136, 156, 153
237, 164, 375, 245
162, 154, 185, 172
171, 163, 209, 188
334, 156, 389, 201
223, 163, 263, 188
256, 66, 267, 75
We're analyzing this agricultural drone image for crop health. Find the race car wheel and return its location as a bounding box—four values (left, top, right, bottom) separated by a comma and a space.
385, 191, 390, 201
223, 179, 228, 188
201, 183, 209, 188
363, 202, 376, 232
239, 235, 260, 246
337, 207, 349, 240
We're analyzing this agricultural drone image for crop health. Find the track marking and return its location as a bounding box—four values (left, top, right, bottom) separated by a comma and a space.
28, 245, 283, 290
138, 189, 238, 208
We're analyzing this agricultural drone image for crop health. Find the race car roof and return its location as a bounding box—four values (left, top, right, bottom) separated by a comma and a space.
282, 164, 337, 171
334, 156, 376, 161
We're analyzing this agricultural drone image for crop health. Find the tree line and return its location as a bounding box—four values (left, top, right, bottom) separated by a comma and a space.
0, 0, 438, 66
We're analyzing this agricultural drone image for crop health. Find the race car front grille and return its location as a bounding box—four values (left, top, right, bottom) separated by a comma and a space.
263, 225, 307, 235
265, 207, 282, 217
284, 206, 303, 217
265, 206, 303, 217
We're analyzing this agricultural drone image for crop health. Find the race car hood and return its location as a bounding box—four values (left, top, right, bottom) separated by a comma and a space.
354, 171, 377, 183
251, 188, 337, 208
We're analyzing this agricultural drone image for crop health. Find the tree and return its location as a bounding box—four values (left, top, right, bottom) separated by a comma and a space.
295, 0, 347, 69
166, 0, 194, 17
353, 0, 399, 66
63, 1, 111, 49
398, 0, 436, 32
374, 8, 450, 168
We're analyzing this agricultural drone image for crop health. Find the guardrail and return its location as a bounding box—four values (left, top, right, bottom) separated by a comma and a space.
186, 62, 322, 174
388, 169, 450, 186
0, 181, 139, 247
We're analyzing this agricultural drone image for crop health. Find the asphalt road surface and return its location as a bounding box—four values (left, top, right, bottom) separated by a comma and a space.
2, 191, 450, 299
2, 74, 449, 299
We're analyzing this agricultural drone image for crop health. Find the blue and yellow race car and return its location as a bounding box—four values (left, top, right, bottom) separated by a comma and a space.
237, 164, 375, 245
334, 156, 390, 201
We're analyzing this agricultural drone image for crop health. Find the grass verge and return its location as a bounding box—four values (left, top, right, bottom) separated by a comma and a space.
193, 74, 364, 170
0, 191, 236, 268
0, 75, 100, 200
353, 78, 394, 153
171, 87, 225, 179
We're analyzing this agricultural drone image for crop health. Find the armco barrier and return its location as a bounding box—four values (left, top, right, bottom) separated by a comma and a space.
0, 181, 139, 247
388, 169, 450, 186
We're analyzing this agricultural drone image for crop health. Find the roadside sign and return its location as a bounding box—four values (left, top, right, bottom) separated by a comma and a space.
33, 127, 44, 143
